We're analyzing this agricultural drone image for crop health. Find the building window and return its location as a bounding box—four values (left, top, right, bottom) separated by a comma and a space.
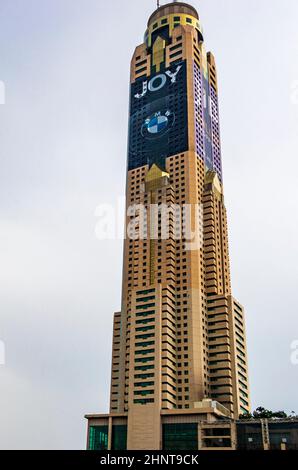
134, 398, 154, 405
112, 425, 127, 451
163, 423, 198, 450
88, 426, 108, 450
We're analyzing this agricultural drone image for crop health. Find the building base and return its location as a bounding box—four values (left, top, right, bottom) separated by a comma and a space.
85, 399, 236, 450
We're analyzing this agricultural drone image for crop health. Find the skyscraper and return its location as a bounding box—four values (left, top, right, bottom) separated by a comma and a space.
86, 1, 250, 451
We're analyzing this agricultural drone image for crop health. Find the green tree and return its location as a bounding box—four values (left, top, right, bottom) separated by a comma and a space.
239, 407, 291, 420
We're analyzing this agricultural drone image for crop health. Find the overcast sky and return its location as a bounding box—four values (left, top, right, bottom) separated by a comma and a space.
0, 0, 298, 450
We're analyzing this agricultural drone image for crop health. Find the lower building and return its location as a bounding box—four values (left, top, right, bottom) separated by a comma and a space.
237, 419, 298, 451
86, 399, 235, 450
85, 408, 298, 451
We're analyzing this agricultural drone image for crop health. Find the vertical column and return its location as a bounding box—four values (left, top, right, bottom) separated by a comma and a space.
127, 286, 162, 450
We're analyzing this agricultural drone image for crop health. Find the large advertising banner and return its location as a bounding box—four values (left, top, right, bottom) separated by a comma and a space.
202, 75, 213, 171
128, 60, 188, 171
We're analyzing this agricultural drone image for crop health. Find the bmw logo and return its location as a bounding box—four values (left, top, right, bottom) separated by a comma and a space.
146, 114, 168, 134
141, 110, 174, 139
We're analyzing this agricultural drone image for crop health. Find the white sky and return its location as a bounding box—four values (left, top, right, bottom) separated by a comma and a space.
0, 0, 298, 449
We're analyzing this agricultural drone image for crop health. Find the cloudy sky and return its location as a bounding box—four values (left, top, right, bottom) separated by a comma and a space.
0, 0, 298, 450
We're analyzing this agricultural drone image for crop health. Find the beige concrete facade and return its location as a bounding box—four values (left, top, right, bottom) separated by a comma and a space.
86, 399, 236, 450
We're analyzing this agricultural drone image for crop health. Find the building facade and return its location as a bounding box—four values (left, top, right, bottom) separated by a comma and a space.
236, 419, 298, 451
86, 2, 250, 450
86, 415, 298, 451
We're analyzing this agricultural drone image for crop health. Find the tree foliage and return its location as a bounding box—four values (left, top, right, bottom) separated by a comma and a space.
239, 407, 296, 420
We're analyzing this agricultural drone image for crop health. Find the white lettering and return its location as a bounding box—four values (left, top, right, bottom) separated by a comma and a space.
148, 74, 167, 92
165, 64, 182, 83
134, 64, 183, 99
134, 80, 148, 99
100, 455, 135, 467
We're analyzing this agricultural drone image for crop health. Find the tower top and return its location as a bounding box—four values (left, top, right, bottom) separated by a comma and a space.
148, 2, 199, 28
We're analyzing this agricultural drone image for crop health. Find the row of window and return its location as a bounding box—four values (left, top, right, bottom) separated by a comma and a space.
152, 16, 198, 30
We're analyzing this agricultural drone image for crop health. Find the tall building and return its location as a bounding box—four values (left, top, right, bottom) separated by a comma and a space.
86, 1, 250, 450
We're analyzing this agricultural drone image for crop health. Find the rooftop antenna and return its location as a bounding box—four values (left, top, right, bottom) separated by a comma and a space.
157, 0, 160, 7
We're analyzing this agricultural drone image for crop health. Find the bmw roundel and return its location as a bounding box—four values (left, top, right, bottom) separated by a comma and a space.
141, 110, 174, 139
147, 114, 168, 134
